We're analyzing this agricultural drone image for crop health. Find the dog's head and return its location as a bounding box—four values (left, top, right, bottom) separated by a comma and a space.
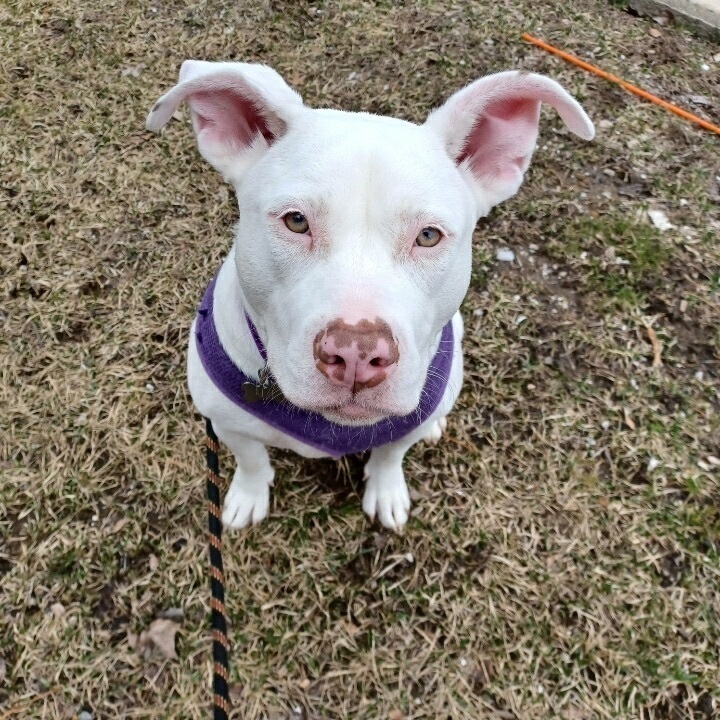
148, 62, 593, 424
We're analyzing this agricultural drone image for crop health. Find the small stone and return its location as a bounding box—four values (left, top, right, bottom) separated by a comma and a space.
647, 457, 660, 472
515, 315, 527, 325
78, 712, 93, 720
50, 602, 66, 618
679, 299, 688, 313
473, 308, 484, 317
697, 460, 711, 472
601, 420, 611, 430
495, 248, 515, 262
695, 370, 704, 381
701, 63, 710, 71
459, 657, 468, 667
145, 383, 155, 392
647, 209, 673, 231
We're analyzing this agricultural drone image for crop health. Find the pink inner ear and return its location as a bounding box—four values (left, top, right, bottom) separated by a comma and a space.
191, 90, 275, 152
457, 97, 540, 183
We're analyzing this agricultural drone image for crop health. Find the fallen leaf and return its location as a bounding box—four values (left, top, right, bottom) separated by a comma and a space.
137, 618, 180, 660
617, 183, 645, 198
624, 408, 636, 431
389, 711, 404, 720
299, 678, 311, 689
127, 632, 138, 650
689, 95, 712, 106
111, 517, 128, 533
0, 658, 6, 683
121, 63, 145, 77
645, 325, 662, 367
648, 28, 662, 37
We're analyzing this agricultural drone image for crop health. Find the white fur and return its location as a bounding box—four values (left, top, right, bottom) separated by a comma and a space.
147, 62, 593, 530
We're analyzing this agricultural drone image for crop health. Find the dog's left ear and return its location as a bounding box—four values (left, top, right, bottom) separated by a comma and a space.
146, 61, 304, 183
424, 71, 594, 213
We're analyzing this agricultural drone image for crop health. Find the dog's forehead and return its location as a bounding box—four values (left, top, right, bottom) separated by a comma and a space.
249, 107, 468, 214
286, 108, 442, 169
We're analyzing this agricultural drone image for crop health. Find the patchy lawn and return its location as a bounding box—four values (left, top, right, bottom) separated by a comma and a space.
1, 1, 719, 718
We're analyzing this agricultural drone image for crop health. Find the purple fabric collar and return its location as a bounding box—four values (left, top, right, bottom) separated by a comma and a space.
194, 274, 454, 459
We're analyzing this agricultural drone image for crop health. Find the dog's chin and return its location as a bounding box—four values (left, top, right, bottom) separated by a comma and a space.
320, 403, 389, 426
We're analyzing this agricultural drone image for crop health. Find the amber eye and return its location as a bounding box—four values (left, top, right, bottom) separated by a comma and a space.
283, 211, 309, 234
415, 226, 442, 248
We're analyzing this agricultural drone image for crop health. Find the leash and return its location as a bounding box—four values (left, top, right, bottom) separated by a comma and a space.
205, 418, 231, 719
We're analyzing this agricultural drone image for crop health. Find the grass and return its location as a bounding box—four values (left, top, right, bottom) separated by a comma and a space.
2, 0, 720, 719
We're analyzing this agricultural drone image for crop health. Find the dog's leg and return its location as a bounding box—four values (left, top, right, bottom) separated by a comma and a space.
362, 440, 416, 531
215, 430, 275, 529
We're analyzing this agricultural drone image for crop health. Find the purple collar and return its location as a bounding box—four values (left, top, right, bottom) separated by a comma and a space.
194, 275, 453, 459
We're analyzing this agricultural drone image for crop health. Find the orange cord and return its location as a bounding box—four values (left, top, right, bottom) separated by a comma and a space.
522, 33, 720, 136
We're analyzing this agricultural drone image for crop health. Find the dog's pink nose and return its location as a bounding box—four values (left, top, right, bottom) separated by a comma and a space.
314, 318, 399, 392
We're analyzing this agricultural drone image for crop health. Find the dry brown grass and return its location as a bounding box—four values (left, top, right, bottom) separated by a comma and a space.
2, 1, 720, 718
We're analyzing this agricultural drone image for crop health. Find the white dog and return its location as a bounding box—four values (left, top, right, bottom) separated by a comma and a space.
146, 62, 593, 531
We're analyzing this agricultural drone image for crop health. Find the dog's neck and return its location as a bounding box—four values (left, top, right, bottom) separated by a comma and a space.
212, 254, 266, 382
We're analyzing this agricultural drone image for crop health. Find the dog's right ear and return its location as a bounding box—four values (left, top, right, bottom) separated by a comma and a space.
146, 61, 304, 183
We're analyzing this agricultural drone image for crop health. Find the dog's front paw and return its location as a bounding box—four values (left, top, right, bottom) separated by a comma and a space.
423, 416, 447, 445
222, 476, 270, 530
362, 467, 411, 531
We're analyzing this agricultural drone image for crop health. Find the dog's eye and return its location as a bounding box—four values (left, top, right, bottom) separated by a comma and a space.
415, 226, 442, 248
283, 211, 310, 234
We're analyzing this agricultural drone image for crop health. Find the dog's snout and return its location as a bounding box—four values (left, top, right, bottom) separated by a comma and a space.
314, 318, 399, 392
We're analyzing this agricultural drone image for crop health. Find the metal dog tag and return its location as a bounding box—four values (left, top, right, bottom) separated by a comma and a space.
242, 365, 283, 403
